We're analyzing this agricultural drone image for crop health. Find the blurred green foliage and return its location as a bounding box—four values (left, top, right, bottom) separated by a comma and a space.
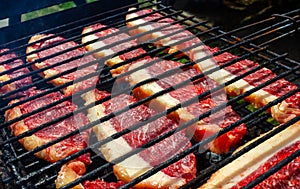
21, 0, 99, 21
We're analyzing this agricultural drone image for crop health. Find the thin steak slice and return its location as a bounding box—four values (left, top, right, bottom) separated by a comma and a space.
5, 90, 91, 163
0, 49, 32, 97
26, 34, 98, 96
82, 23, 148, 76
127, 57, 246, 154
200, 121, 300, 189
80, 89, 196, 189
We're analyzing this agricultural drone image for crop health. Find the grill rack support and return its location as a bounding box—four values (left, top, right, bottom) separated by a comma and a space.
1, 0, 297, 188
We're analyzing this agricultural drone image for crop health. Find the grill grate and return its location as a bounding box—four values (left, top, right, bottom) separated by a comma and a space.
0, 1, 300, 189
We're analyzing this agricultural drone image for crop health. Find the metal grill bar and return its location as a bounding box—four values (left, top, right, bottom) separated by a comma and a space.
0, 8, 267, 132
0, 6, 298, 116
118, 74, 300, 189
0, 2, 300, 189
0, 0, 151, 49
1, 15, 298, 179
1, 6, 299, 90
0, 7, 177, 96
12, 51, 291, 187
184, 115, 300, 188
242, 149, 300, 189
59, 58, 298, 188
242, 16, 299, 41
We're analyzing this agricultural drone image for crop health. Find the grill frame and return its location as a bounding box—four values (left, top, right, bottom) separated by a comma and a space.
0, 1, 300, 189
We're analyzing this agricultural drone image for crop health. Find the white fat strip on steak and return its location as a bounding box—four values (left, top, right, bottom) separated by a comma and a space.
0, 66, 9, 79
83, 91, 187, 188
126, 8, 196, 50
128, 59, 199, 122
192, 49, 300, 123
191, 48, 278, 106
199, 121, 300, 189
82, 27, 115, 58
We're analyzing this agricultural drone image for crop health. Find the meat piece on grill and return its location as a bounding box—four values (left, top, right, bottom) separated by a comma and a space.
0, 49, 32, 97
56, 159, 126, 189
84, 179, 126, 189
56, 160, 126, 189
126, 8, 200, 56
200, 121, 300, 189
26, 34, 98, 96
56, 160, 87, 189
56, 158, 94, 189
82, 23, 147, 76
127, 57, 246, 154
126, 8, 300, 124
194, 48, 300, 124
5, 90, 91, 163
80, 89, 196, 189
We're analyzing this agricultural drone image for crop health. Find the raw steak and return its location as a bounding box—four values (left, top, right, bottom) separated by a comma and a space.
0, 49, 32, 97
26, 34, 98, 96
207, 47, 300, 124
200, 121, 300, 189
82, 23, 148, 76
5, 90, 91, 163
127, 57, 246, 154
82, 89, 196, 189
126, 8, 300, 124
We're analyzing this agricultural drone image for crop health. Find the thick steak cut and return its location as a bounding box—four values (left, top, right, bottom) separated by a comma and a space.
26, 34, 98, 96
82, 89, 196, 189
0, 49, 32, 97
206, 47, 300, 124
5, 90, 91, 163
232, 141, 299, 189
126, 8, 200, 56
82, 23, 147, 76
127, 57, 246, 154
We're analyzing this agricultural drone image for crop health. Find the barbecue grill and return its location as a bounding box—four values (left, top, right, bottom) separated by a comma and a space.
0, 0, 299, 189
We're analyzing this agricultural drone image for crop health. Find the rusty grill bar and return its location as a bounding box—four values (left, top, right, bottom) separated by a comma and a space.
0, 1, 300, 189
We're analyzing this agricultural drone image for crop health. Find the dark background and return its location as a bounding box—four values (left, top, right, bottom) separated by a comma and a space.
168, 0, 300, 30
165, 0, 300, 61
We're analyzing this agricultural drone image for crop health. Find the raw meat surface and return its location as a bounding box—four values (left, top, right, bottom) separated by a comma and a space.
28, 34, 98, 96
0, 49, 32, 96
95, 89, 196, 181
128, 57, 246, 153
210, 48, 300, 123
232, 141, 300, 189
6, 90, 91, 163
84, 179, 126, 189
82, 23, 148, 76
